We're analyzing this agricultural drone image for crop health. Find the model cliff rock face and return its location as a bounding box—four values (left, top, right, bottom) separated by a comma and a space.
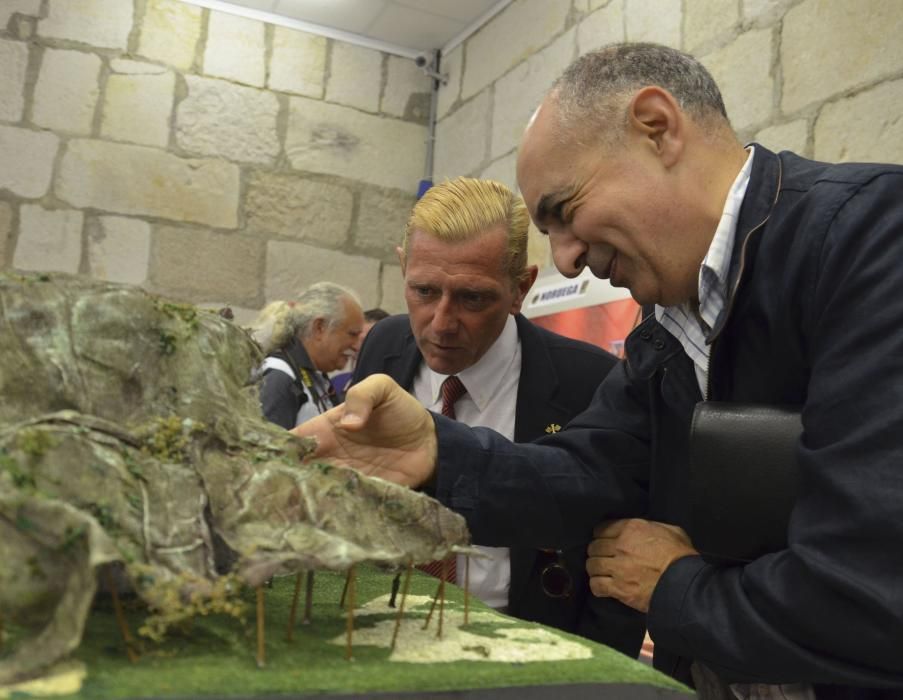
0, 272, 469, 684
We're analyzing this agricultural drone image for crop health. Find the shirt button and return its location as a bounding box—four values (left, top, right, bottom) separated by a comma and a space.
640, 330, 652, 340
653, 338, 666, 350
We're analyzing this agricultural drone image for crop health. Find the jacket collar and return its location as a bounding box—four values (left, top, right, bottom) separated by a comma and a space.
512, 314, 565, 442
390, 329, 424, 390
284, 336, 317, 373
625, 145, 783, 378
708, 143, 783, 342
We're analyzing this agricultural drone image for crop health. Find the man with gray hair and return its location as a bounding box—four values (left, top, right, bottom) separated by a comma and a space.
254, 282, 364, 429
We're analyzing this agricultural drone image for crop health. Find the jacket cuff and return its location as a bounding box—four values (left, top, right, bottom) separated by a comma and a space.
646, 554, 709, 656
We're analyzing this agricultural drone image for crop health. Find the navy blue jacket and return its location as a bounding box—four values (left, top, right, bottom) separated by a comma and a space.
428, 146, 903, 695
353, 313, 645, 656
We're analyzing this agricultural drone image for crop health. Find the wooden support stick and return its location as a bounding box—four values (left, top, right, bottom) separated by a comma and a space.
303, 570, 315, 624
286, 572, 303, 642
437, 559, 447, 639
464, 555, 470, 625
344, 565, 355, 661
256, 586, 266, 668
422, 578, 443, 630
339, 568, 351, 609
105, 567, 139, 663
391, 562, 413, 651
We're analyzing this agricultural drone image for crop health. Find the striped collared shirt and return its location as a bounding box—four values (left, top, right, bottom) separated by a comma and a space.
655, 147, 755, 397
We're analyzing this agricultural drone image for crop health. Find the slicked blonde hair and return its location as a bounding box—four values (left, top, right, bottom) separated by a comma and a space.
402, 177, 531, 286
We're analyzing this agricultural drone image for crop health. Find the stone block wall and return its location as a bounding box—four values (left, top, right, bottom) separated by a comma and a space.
4, 0, 901, 311
0, 0, 432, 320
435, 0, 903, 268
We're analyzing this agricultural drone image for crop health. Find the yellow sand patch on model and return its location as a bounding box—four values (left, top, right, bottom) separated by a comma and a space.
0, 661, 86, 698
330, 594, 593, 664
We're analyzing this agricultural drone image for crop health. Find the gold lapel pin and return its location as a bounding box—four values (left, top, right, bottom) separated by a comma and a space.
545, 423, 561, 434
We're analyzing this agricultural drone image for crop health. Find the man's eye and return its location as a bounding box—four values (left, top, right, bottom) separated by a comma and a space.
462, 293, 488, 308
554, 201, 570, 222
414, 287, 435, 298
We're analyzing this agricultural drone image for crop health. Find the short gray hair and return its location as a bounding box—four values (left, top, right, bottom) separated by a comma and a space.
249, 282, 360, 354
552, 43, 730, 146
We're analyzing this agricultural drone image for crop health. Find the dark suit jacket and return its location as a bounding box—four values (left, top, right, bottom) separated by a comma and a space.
353, 313, 645, 656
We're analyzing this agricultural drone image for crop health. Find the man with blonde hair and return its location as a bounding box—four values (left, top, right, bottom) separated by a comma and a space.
352, 177, 643, 655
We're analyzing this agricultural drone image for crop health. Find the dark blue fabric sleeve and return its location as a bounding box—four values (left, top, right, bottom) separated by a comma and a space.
432, 360, 652, 550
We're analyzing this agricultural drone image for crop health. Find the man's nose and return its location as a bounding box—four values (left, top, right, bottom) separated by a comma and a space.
549, 227, 587, 278
431, 295, 459, 334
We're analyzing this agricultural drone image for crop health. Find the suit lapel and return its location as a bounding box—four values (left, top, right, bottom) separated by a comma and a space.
513, 315, 563, 443
395, 325, 424, 391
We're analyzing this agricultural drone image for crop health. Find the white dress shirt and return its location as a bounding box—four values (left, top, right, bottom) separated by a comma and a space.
412, 314, 521, 610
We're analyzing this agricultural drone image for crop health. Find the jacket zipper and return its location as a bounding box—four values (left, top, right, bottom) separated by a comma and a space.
705, 157, 784, 400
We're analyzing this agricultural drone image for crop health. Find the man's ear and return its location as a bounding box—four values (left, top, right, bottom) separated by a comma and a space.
511, 265, 539, 314
627, 86, 683, 168
311, 317, 327, 338
396, 246, 406, 272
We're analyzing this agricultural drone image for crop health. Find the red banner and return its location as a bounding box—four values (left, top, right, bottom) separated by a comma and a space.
530, 298, 641, 358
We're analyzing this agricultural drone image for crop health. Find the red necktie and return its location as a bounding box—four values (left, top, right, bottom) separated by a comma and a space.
440, 375, 467, 419
417, 376, 468, 583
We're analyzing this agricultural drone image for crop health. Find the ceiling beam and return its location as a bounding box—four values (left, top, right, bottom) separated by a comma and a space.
179, 0, 423, 59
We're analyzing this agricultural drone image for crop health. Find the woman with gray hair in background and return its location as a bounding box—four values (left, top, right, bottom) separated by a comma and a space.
250, 282, 364, 429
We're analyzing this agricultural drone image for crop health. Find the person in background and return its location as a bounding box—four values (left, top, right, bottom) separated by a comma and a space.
352, 176, 644, 656
251, 282, 363, 429
331, 307, 390, 396
362, 307, 390, 335
296, 43, 903, 698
